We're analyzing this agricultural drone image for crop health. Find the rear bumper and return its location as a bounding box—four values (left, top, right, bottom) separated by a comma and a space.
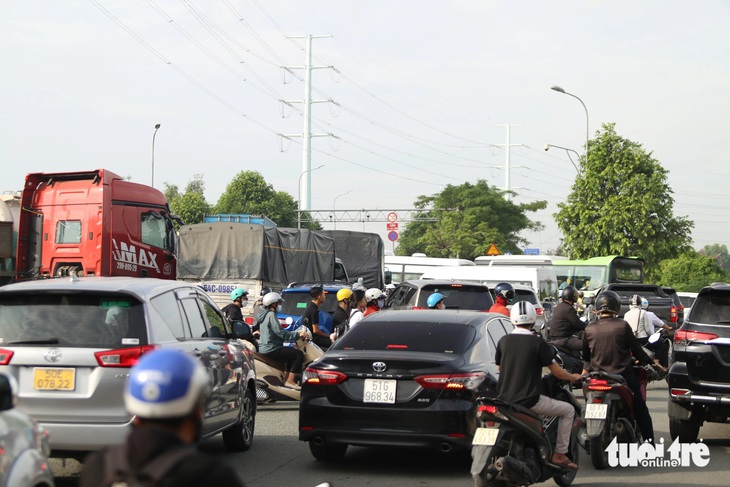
42, 420, 132, 454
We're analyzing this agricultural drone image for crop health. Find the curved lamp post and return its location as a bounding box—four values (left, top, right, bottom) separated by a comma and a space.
551, 86, 589, 155
544, 143, 580, 173
151, 123, 161, 188
297, 164, 325, 228
332, 189, 352, 230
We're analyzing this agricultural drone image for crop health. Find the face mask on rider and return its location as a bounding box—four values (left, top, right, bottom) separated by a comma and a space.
377, 298, 385, 308
277, 304, 283, 312
240, 299, 248, 307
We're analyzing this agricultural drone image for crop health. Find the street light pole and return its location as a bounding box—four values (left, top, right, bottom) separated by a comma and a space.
151, 123, 161, 188
332, 190, 352, 230
544, 144, 580, 173
297, 164, 325, 228
550, 85, 589, 156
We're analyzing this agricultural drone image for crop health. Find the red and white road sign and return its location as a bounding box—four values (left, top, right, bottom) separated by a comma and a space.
387, 211, 398, 223
386, 222, 399, 230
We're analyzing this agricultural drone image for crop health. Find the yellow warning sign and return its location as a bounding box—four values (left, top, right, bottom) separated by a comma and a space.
486, 243, 500, 256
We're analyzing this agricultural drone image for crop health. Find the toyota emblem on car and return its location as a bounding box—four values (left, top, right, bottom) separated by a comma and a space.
372, 361, 387, 372
44, 349, 62, 363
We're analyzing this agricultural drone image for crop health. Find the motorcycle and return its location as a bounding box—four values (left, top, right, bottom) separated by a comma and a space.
232, 319, 324, 403
470, 374, 582, 487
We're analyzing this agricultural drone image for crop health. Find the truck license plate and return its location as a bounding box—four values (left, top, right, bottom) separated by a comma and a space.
363, 379, 396, 404
33, 368, 76, 391
472, 427, 499, 446
585, 403, 608, 419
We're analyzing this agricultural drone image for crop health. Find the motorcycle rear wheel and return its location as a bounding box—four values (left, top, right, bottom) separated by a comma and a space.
589, 409, 615, 470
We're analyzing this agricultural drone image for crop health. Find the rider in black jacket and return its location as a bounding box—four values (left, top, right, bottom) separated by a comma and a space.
550, 286, 586, 357
582, 291, 662, 444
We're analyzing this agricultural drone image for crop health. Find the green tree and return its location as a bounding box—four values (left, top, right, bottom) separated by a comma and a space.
655, 251, 729, 292
397, 180, 546, 260
214, 171, 321, 229
554, 123, 693, 276
163, 174, 211, 226
700, 244, 730, 271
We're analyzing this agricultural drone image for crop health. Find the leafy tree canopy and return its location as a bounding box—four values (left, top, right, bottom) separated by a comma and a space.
396, 180, 546, 260
554, 123, 693, 275
163, 174, 211, 226
700, 244, 730, 271
655, 251, 729, 292
214, 170, 321, 229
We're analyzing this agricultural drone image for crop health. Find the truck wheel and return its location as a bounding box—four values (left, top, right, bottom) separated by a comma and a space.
223, 387, 255, 451
669, 416, 701, 443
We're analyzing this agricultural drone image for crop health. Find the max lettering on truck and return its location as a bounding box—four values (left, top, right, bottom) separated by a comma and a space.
112, 238, 171, 275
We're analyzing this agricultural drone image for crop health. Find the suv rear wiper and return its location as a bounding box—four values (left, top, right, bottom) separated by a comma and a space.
7, 338, 60, 345
715, 320, 730, 324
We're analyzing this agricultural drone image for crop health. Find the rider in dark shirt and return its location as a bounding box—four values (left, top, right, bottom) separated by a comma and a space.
582, 290, 662, 443
550, 286, 586, 357
302, 286, 332, 350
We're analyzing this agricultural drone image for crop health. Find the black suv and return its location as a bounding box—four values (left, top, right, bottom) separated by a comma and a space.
383, 279, 494, 310
667, 283, 730, 441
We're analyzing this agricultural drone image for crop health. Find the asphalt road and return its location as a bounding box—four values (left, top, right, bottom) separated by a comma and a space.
52, 380, 730, 487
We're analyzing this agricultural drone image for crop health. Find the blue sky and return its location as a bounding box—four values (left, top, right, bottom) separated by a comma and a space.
1, 1, 728, 255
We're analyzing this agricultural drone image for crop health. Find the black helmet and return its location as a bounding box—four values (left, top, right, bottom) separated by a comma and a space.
260, 287, 272, 297
561, 285, 578, 303
630, 294, 642, 307
494, 282, 514, 301
595, 291, 621, 315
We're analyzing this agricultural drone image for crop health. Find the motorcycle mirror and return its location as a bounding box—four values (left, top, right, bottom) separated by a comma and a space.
232, 321, 252, 339
648, 331, 661, 344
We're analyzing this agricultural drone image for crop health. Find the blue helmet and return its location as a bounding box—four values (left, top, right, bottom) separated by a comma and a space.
427, 292, 445, 309
124, 349, 210, 419
231, 288, 249, 301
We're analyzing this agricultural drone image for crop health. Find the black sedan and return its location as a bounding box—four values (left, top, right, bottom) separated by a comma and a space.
298, 310, 513, 460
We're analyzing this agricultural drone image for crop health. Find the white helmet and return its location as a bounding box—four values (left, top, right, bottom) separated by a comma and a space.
641, 297, 649, 310
510, 301, 537, 326
365, 288, 384, 302
262, 292, 284, 307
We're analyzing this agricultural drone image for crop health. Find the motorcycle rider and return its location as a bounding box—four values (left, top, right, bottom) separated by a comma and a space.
301, 286, 332, 350
258, 292, 308, 390
489, 282, 513, 317
550, 286, 586, 357
364, 288, 385, 316
222, 288, 249, 323
81, 349, 245, 487
641, 297, 673, 368
347, 289, 367, 328
581, 291, 662, 444
427, 292, 445, 309
624, 294, 653, 344
331, 288, 353, 340
496, 301, 582, 470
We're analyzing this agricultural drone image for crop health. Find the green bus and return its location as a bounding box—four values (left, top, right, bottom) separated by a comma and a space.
553, 256, 644, 297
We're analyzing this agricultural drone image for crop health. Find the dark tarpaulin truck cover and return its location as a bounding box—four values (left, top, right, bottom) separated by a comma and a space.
177, 223, 336, 288
317, 230, 385, 289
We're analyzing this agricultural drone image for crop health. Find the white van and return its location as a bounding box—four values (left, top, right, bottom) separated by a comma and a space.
474, 255, 568, 266
420, 265, 559, 301
384, 255, 475, 284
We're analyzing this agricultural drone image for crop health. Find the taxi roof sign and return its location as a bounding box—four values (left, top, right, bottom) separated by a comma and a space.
486, 243, 500, 256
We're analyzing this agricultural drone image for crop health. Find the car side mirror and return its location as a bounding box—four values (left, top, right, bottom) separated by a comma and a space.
0, 374, 16, 412
209, 326, 222, 338
384, 270, 393, 285
231, 321, 253, 340
542, 302, 553, 311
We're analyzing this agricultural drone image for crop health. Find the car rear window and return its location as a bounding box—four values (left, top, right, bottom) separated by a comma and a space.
689, 291, 730, 325
0, 293, 148, 348
331, 320, 476, 354
512, 290, 538, 305
280, 291, 339, 315
418, 284, 493, 310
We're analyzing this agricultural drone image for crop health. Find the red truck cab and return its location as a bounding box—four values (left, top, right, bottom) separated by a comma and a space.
16, 169, 177, 280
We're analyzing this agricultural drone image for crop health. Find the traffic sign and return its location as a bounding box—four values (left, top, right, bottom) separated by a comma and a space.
486, 243, 500, 256
386, 222, 399, 230
388, 231, 398, 242
387, 211, 398, 223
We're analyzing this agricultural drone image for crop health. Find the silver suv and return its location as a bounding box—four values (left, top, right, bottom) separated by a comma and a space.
0, 277, 256, 459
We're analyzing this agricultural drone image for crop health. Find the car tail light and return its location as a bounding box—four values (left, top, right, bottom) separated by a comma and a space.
674, 329, 719, 345
587, 378, 612, 391
670, 306, 678, 323
535, 307, 544, 316
95, 345, 157, 367
414, 372, 486, 390
302, 367, 348, 385
0, 349, 14, 365
411, 306, 424, 310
